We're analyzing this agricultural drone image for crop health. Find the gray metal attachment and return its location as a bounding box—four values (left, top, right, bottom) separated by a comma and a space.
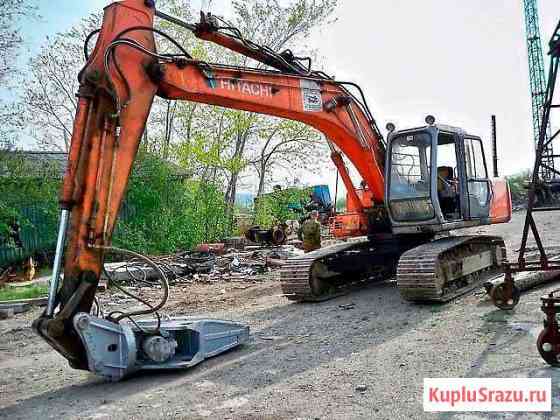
73, 313, 249, 381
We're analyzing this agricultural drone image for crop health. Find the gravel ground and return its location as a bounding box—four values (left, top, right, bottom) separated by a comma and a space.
1, 211, 560, 419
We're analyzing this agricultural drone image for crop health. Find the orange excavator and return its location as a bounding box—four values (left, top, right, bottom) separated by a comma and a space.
34, 0, 512, 380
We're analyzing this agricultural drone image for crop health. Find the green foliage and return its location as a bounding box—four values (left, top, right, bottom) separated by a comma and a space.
9, 0, 341, 258
0, 152, 59, 242
335, 196, 346, 213
0, 284, 49, 302
253, 187, 311, 226
175, 130, 246, 175
1, 151, 230, 257
506, 170, 531, 204
112, 151, 229, 254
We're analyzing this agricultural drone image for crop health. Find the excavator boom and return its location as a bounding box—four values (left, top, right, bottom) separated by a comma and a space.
154, 61, 386, 198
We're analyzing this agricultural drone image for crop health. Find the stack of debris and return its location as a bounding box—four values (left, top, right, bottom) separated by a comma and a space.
0, 257, 37, 287
102, 244, 305, 287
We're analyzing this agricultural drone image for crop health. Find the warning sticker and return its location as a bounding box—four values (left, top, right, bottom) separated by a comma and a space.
300, 79, 322, 112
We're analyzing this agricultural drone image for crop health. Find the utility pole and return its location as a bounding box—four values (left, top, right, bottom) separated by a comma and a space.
491, 115, 499, 177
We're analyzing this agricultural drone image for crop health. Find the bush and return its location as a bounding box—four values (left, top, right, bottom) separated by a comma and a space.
1, 150, 230, 258
506, 170, 530, 205
253, 187, 311, 227
112, 152, 229, 253
0, 151, 59, 247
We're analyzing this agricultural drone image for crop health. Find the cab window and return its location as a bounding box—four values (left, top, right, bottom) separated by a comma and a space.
465, 138, 487, 179
464, 137, 490, 217
436, 133, 460, 220
388, 132, 435, 222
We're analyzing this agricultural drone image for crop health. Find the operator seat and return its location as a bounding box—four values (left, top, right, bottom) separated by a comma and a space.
437, 166, 458, 217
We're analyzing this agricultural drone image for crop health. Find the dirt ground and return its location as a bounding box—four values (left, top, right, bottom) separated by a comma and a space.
2, 211, 560, 419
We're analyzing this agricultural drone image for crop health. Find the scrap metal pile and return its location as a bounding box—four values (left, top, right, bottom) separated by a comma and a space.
102, 244, 305, 287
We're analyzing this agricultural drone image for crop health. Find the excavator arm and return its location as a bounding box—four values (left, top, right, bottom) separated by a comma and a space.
33, 0, 387, 374
153, 61, 385, 196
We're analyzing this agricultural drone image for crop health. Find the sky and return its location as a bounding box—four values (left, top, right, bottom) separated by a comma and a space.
302, 0, 560, 194
24, 0, 227, 57
14, 0, 560, 196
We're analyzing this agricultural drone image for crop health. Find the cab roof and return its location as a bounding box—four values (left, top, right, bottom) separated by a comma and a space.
391, 123, 476, 138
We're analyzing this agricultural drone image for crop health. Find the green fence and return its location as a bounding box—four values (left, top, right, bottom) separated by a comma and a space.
0, 176, 191, 268
0, 201, 141, 268
0, 206, 57, 268
1, 150, 208, 267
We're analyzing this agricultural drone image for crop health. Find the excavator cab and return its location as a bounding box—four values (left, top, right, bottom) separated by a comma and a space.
385, 117, 511, 235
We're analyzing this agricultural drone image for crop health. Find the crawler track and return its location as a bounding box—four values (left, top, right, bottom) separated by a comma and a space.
397, 235, 506, 302
280, 241, 364, 302
280, 237, 411, 302
281, 235, 505, 303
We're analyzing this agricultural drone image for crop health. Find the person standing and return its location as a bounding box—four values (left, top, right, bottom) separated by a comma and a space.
301, 210, 321, 253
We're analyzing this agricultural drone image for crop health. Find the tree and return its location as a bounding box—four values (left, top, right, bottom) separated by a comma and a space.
18, 0, 339, 241
506, 170, 531, 205
0, 0, 37, 85
250, 120, 328, 196
23, 14, 101, 151
0, 102, 25, 150
152, 0, 337, 213
0, 0, 37, 148
220, 0, 337, 210
233, 0, 336, 54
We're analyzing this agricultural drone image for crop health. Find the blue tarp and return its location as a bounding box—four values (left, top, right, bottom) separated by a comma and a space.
311, 185, 332, 207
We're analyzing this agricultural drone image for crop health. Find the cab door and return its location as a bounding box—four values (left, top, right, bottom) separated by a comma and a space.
461, 136, 491, 219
